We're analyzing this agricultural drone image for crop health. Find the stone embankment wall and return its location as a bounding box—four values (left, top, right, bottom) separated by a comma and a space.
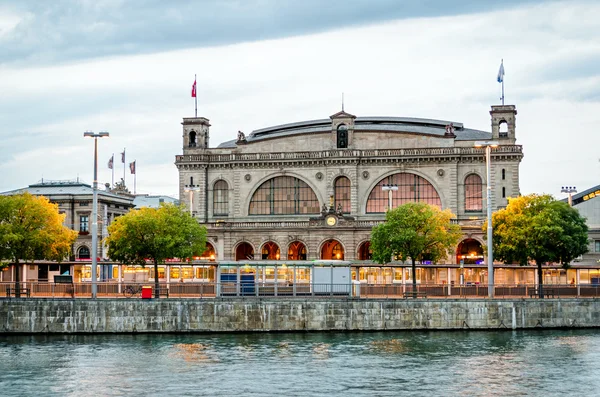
1, 298, 599, 333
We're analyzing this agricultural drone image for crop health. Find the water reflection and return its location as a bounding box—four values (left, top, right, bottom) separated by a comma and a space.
1, 330, 600, 396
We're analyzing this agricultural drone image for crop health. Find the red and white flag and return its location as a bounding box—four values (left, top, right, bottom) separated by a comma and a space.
191, 79, 197, 98
129, 161, 136, 175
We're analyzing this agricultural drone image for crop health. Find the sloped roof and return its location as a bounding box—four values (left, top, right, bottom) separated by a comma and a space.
217, 116, 491, 148
1, 181, 134, 203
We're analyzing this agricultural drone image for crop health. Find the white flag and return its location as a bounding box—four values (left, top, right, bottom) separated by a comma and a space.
497, 61, 505, 83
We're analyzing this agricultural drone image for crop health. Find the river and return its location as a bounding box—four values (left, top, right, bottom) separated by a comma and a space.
1, 330, 599, 396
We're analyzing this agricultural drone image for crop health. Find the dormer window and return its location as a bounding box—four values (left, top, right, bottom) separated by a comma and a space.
189, 131, 197, 147
337, 124, 348, 148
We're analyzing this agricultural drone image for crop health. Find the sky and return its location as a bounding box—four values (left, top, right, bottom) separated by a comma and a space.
1, 0, 599, 200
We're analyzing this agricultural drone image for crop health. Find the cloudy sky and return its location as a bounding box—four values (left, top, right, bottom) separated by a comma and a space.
1, 0, 598, 200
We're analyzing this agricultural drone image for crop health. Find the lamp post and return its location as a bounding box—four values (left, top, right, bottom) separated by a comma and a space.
474, 141, 499, 298
84, 131, 109, 299
382, 184, 398, 211
184, 185, 201, 216
561, 186, 577, 207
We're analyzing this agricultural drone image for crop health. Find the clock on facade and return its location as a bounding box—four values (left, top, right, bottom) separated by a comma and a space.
326, 215, 337, 226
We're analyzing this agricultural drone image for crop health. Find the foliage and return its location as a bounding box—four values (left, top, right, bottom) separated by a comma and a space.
0, 193, 77, 263
106, 203, 207, 297
371, 202, 462, 291
0, 193, 78, 295
486, 194, 588, 297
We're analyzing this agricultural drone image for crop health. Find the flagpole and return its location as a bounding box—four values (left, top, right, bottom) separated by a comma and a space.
194, 74, 197, 118
134, 162, 137, 195
111, 153, 114, 188
123, 148, 126, 184
501, 59, 505, 105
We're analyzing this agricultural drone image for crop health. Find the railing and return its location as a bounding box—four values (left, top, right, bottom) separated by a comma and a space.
177, 146, 523, 164
1, 282, 597, 299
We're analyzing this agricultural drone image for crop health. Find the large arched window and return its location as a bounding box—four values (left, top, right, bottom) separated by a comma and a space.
334, 176, 351, 214
288, 241, 307, 260
366, 173, 441, 213
249, 176, 320, 215
465, 174, 483, 212
213, 180, 229, 216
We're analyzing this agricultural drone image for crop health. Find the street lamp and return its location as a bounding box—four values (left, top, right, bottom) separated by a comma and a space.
84, 131, 109, 299
184, 185, 201, 216
382, 184, 398, 211
561, 186, 577, 207
474, 140, 499, 298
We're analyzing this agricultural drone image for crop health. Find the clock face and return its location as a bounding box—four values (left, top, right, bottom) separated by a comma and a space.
326, 216, 337, 226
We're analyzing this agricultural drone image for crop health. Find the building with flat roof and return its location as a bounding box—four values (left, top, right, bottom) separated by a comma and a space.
175, 104, 523, 267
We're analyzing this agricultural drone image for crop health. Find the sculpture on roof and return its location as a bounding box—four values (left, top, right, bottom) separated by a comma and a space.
237, 130, 246, 143
444, 123, 456, 137
112, 178, 131, 194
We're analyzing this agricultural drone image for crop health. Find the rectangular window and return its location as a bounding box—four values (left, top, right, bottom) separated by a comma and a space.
502, 187, 506, 198
79, 215, 89, 232
596, 240, 600, 252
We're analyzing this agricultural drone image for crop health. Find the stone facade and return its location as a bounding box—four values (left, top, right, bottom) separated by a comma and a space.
176, 106, 523, 262
1, 298, 598, 333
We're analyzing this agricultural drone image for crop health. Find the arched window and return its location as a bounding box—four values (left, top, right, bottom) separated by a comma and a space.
235, 242, 254, 261
249, 176, 320, 215
499, 121, 508, 138
465, 174, 483, 212
199, 243, 216, 261
321, 239, 344, 260
78, 246, 90, 259
288, 241, 307, 260
189, 131, 197, 147
213, 180, 229, 216
357, 241, 372, 260
366, 173, 441, 213
261, 241, 280, 260
334, 176, 351, 214
337, 124, 348, 148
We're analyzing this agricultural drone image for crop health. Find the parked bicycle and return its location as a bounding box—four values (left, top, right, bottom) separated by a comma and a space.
122, 285, 143, 298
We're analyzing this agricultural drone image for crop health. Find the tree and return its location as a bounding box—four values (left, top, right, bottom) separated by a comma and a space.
370, 202, 462, 296
0, 193, 78, 297
487, 194, 588, 298
105, 203, 207, 298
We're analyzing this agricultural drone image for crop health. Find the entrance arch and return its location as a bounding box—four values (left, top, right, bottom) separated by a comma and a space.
357, 241, 372, 260
235, 242, 255, 261
456, 239, 484, 264
261, 241, 281, 260
198, 242, 216, 261
320, 239, 345, 260
287, 241, 307, 260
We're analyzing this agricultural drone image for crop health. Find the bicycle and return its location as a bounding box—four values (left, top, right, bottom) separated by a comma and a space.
122, 285, 143, 298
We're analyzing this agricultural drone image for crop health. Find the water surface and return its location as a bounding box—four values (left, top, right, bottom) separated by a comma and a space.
1, 330, 599, 396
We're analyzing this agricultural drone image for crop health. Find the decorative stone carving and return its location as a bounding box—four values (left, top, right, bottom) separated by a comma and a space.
244, 174, 251, 182
316, 172, 323, 180
362, 171, 369, 180
437, 169, 445, 177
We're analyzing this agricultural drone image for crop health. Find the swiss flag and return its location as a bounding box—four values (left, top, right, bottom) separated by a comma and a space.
191, 79, 197, 98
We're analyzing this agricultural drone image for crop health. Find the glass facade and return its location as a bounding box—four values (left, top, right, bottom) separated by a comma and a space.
366, 173, 441, 213
249, 176, 320, 215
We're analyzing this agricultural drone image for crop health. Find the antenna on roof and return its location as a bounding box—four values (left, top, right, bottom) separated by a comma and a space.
341, 92, 344, 112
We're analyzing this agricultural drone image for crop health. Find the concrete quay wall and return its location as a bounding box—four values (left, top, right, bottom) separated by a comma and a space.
1, 298, 599, 333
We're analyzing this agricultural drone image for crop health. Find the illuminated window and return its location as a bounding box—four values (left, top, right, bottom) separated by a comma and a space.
366, 173, 441, 213
465, 174, 483, 212
334, 176, 351, 214
249, 176, 319, 215
213, 180, 229, 216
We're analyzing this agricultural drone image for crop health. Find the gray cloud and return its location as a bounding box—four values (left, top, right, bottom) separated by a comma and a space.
2, 0, 548, 66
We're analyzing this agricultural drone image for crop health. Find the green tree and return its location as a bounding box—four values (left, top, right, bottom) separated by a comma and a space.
105, 203, 207, 298
0, 193, 78, 297
487, 194, 588, 298
371, 202, 462, 296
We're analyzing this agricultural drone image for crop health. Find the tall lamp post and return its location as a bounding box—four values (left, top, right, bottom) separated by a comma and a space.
474, 141, 499, 298
382, 184, 398, 211
561, 186, 577, 207
184, 185, 201, 216
84, 131, 109, 299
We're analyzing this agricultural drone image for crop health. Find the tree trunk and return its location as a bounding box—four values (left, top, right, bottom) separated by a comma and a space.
14, 259, 20, 298
537, 261, 544, 299
411, 258, 417, 298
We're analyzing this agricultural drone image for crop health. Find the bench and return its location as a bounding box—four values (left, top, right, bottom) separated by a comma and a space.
529, 288, 555, 298
54, 275, 74, 298
6, 287, 31, 298
403, 291, 427, 298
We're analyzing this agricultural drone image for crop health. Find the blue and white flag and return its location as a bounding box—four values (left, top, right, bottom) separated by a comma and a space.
497, 61, 505, 83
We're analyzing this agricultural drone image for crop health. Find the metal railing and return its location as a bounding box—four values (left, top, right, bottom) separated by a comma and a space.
0, 282, 598, 299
